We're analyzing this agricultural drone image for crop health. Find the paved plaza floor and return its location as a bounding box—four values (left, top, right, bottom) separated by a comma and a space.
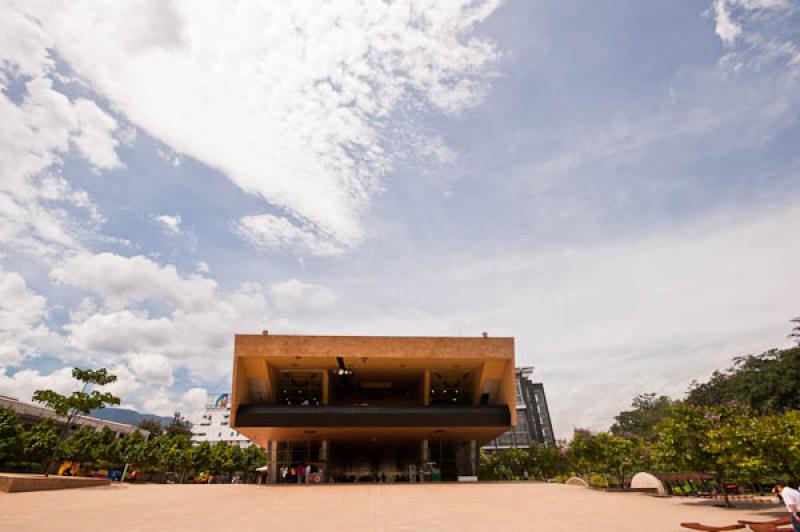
0, 482, 785, 531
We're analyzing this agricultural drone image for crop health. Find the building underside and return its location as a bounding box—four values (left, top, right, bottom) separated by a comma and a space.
231, 334, 516, 482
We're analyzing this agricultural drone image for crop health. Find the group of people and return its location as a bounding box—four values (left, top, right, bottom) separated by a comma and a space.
279, 464, 316, 484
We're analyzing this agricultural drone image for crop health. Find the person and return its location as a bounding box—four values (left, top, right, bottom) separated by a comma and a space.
305, 464, 311, 484
775, 480, 800, 532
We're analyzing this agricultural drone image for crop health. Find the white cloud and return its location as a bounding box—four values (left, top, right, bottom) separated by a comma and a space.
143, 387, 207, 419
288, 203, 800, 437
128, 353, 173, 386
64, 283, 270, 379
713, 0, 742, 46
17, 0, 500, 250
0, 367, 75, 403
153, 214, 181, 234
270, 279, 336, 311
0, 264, 57, 366
0, 8, 121, 256
195, 261, 210, 273
181, 388, 208, 422
51, 252, 218, 311
236, 214, 344, 257
72, 98, 121, 170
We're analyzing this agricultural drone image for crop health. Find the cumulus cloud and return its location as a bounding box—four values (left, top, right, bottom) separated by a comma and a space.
270, 279, 336, 311
0, 265, 58, 366
153, 214, 181, 234
128, 353, 174, 386
15, 0, 501, 250
63, 283, 270, 379
0, 367, 75, 403
51, 252, 218, 311
0, 7, 121, 256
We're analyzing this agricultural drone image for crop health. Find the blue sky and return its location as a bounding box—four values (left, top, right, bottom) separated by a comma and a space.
1, 0, 799, 436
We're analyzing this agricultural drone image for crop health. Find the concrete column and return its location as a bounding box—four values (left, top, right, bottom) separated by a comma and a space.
420, 439, 429, 482
268, 440, 278, 484
470, 440, 478, 476
320, 440, 329, 480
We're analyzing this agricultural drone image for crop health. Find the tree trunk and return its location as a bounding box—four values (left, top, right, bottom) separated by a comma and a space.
717, 471, 731, 508
43, 413, 74, 477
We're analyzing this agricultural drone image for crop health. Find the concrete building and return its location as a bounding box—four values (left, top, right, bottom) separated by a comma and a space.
191, 393, 251, 448
483, 367, 556, 450
231, 333, 517, 482
0, 395, 144, 437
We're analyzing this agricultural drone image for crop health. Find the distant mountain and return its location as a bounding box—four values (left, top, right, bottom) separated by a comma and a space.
88, 407, 177, 428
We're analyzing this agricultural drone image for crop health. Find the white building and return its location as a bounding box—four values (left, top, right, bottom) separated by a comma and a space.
191, 393, 251, 448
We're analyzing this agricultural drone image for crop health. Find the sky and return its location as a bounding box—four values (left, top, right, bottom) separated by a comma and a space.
1, 0, 799, 438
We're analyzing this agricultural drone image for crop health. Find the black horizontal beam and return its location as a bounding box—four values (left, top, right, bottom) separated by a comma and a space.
235, 405, 510, 428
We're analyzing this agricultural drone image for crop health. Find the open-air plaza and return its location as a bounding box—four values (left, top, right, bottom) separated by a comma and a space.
3, 1, 800, 531
0, 482, 789, 532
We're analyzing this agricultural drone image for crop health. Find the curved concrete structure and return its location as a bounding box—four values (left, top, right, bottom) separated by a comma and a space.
565, 476, 588, 487
631, 472, 666, 495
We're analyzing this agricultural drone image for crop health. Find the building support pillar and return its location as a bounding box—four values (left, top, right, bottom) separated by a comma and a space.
268, 440, 278, 484
470, 440, 478, 477
420, 439, 429, 482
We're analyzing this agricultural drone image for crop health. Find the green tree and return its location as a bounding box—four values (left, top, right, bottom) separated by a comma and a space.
611, 393, 674, 441
526, 442, 570, 480
241, 444, 267, 482
755, 411, 800, 484
789, 317, 800, 346
192, 441, 212, 477
655, 402, 751, 507
61, 426, 101, 470
686, 347, 800, 415
210, 442, 235, 475
118, 431, 148, 473
23, 420, 60, 469
137, 418, 164, 436
598, 433, 635, 488
568, 429, 605, 479
0, 407, 24, 465
32, 367, 120, 475
165, 412, 192, 438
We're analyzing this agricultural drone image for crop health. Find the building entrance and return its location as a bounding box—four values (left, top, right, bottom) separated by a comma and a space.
327, 440, 419, 482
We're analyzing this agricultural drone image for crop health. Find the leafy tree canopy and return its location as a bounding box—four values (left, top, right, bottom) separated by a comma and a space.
686, 346, 800, 415
611, 393, 674, 441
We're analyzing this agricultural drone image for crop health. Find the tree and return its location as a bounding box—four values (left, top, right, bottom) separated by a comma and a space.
655, 402, 752, 507
241, 444, 267, 482
165, 412, 192, 438
192, 441, 212, 475
0, 407, 24, 465
23, 420, 60, 469
611, 393, 674, 441
790, 317, 800, 346
754, 411, 800, 484
686, 347, 800, 415
598, 433, 635, 488
526, 442, 570, 480
61, 426, 102, 471
137, 418, 164, 436
32, 367, 120, 475
568, 429, 605, 479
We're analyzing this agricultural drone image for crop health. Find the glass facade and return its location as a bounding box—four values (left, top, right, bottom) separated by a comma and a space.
483, 369, 555, 450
